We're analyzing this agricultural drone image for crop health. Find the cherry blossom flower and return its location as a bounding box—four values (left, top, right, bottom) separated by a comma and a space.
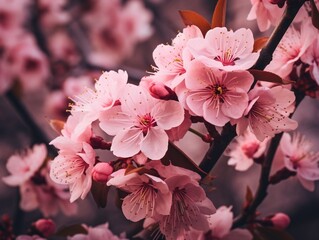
107, 169, 172, 222
265, 22, 315, 79
235, 86, 297, 141
99, 84, 184, 160
50, 114, 95, 202
187, 27, 259, 71
2, 144, 47, 186
184, 60, 253, 127
280, 132, 319, 191
247, 0, 284, 32
226, 129, 268, 171
158, 175, 216, 240
152, 25, 203, 88
67, 222, 127, 240
70, 70, 127, 131
204, 206, 252, 240
301, 37, 319, 85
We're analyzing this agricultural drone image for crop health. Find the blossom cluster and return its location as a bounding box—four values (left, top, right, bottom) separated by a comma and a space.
2, 0, 319, 239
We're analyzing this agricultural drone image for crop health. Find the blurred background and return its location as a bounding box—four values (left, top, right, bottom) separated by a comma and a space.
0, 0, 318, 239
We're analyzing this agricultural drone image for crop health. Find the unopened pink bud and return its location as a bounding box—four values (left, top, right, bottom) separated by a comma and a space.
149, 82, 176, 100
270, 213, 290, 229
34, 219, 56, 237
92, 162, 113, 183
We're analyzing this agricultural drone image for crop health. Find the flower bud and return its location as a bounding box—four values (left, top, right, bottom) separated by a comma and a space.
34, 219, 56, 237
92, 162, 113, 183
149, 82, 177, 100
270, 213, 290, 229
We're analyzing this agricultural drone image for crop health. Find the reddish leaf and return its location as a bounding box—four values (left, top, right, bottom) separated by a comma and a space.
245, 186, 254, 204
249, 69, 286, 84
162, 142, 207, 177
310, 0, 319, 29
211, 0, 227, 28
253, 37, 269, 52
179, 10, 211, 35
90, 180, 110, 208
252, 226, 294, 240
49, 119, 65, 134
55, 224, 87, 237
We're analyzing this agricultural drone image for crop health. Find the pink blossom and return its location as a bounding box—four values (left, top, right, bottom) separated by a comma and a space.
50, 114, 95, 202
120, 0, 153, 42
301, 37, 319, 85
268, 212, 290, 229
92, 162, 113, 183
235, 86, 298, 141
68, 222, 127, 240
2, 144, 47, 186
265, 22, 316, 79
152, 25, 203, 88
19, 165, 77, 217
99, 84, 184, 160
70, 70, 127, 131
280, 133, 319, 191
4, 33, 49, 91
205, 206, 252, 240
158, 175, 215, 240
247, 0, 284, 32
226, 129, 268, 171
187, 27, 259, 71
184, 60, 253, 127
107, 169, 172, 222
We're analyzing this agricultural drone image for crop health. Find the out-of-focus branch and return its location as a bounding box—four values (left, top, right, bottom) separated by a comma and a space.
5, 90, 56, 157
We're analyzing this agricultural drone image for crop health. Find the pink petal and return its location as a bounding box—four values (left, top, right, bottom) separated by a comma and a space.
99, 106, 133, 136
111, 129, 143, 158
140, 127, 168, 160
151, 100, 184, 130
203, 100, 230, 127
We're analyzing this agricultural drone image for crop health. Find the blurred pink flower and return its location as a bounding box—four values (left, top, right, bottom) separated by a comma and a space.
99, 84, 184, 160
205, 206, 252, 240
158, 175, 215, 240
301, 37, 319, 85
184, 60, 253, 127
187, 27, 259, 71
68, 222, 127, 240
38, 0, 70, 30
266, 22, 315, 79
2, 144, 47, 186
235, 86, 297, 141
226, 129, 268, 171
4, 33, 49, 91
34, 219, 56, 238
107, 169, 172, 222
152, 25, 203, 88
47, 30, 80, 65
50, 114, 95, 202
280, 133, 319, 191
247, 0, 284, 32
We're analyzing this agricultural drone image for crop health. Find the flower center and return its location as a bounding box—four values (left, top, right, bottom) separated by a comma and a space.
241, 142, 260, 158
215, 48, 239, 66
138, 113, 156, 134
